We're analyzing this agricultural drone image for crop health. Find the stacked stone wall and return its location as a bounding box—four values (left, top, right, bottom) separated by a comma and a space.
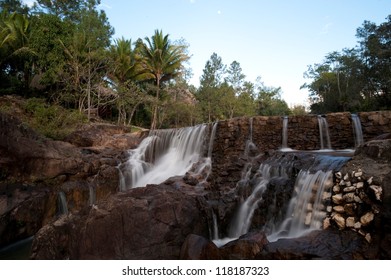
210, 111, 391, 189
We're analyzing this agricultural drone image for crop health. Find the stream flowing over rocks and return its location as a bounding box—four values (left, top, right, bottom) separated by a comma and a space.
1, 109, 391, 259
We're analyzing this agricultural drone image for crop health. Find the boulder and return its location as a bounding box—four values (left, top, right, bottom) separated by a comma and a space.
180, 234, 221, 260
259, 229, 370, 259
31, 183, 210, 259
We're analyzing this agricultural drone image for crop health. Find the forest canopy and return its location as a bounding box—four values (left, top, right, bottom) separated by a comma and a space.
1, 0, 390, 130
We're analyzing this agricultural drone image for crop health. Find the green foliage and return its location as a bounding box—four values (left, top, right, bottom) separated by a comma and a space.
136, 29, 190, 129
303, 14, 391, 113
23, 97, 87, 139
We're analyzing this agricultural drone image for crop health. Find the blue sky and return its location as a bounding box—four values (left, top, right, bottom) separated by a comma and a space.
25, 0, 391, 106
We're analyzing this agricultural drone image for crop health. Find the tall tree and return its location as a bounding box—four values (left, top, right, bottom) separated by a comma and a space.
226, 60, 245, 94
356, 15, 391, 109
109, 37, 147, 125
197, 52, 226, 122
0, 12, 35, 92
302, 49, 365, 113
137, 29, 189, 129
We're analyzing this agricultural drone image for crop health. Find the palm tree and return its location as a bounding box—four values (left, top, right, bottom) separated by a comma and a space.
109, 37, 141, 83
0, 12, 35, 89
109, 37, 145, 125
137, 29, 189, 130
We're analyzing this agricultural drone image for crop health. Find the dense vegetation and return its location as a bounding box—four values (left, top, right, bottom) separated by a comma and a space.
1, 0, 390, 131
302, 15, 391, 113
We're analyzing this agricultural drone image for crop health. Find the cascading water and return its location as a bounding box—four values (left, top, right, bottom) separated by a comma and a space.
192, 122, 218, 184
266, 155, 349, 241
228, 163, 282, 238
89, 185, 96, 206
118, 124, 209, 189
281, 116, 289, 150
317, 115, 332, 150
57, 191, 68, 216
351, 113, 364, 148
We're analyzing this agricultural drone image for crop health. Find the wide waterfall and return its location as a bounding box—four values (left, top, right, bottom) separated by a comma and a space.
119, 124, 213, 189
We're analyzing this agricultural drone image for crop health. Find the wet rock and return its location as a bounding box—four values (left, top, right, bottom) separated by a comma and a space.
259, 229, 370, 259
219, 231, 269, 260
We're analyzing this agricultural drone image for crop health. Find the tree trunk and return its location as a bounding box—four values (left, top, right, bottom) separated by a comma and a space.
151, 77, 161, 130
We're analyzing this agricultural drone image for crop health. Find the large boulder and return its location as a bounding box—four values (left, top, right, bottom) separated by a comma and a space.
30, 183, 210, 259
259, 229, 371, 259
0, 111, 146, 248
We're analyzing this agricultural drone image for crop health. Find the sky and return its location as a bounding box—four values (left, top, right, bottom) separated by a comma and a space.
24, 0, 391, 107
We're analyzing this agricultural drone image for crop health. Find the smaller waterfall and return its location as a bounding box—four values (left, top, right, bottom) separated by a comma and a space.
119, 124, 208, 189
267, 170, 333, 241
317, 115, 332, 150
281, 116, 289, 150
351, 114, 364, 147
212, 210, 219, 240
89, 185, 96, 206
228, 163, 290, 239
267, 155, 349, 242
57, 192, 68, 216
192, 122, 218, 183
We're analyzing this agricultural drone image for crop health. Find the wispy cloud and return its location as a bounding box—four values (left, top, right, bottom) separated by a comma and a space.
99, 2, 112, 9
320, 22, 333, 34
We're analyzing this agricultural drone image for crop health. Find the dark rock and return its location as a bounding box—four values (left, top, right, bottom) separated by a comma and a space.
180, 234, 221, 260
31, 184, 210, 259
259, 229, 370, 259
220, 231, 269, 259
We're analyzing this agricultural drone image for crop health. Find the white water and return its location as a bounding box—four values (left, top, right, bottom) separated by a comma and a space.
89, 185, 96, 206
119, 124, 209, 189
57, 191, 68, 215
267, 169, 333, 242
317, 115, 332, 150
351, 114, 364, 147
228, 164, 273, 238
281, 116, 289, 149
193, 122, 218, 184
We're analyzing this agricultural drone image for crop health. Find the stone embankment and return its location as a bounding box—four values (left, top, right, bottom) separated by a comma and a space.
326, 169, 381, 243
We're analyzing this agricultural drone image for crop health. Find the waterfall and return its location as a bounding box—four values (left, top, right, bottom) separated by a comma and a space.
212, 210, 219, 240
351, 114, 364, 147
228, 164, 274, 238
119, 124, 208, 189
317, 115, 332, 150
57, 191, 68, 216
192, 122, 218, 183
281, 116, 289, 150
267, 170, 333, 241
89, 185, 96, 206
267, 155, 349, 242
207, 122, 218, 158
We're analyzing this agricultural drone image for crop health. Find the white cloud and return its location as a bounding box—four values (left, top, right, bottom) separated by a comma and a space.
320, 22, 333, 34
